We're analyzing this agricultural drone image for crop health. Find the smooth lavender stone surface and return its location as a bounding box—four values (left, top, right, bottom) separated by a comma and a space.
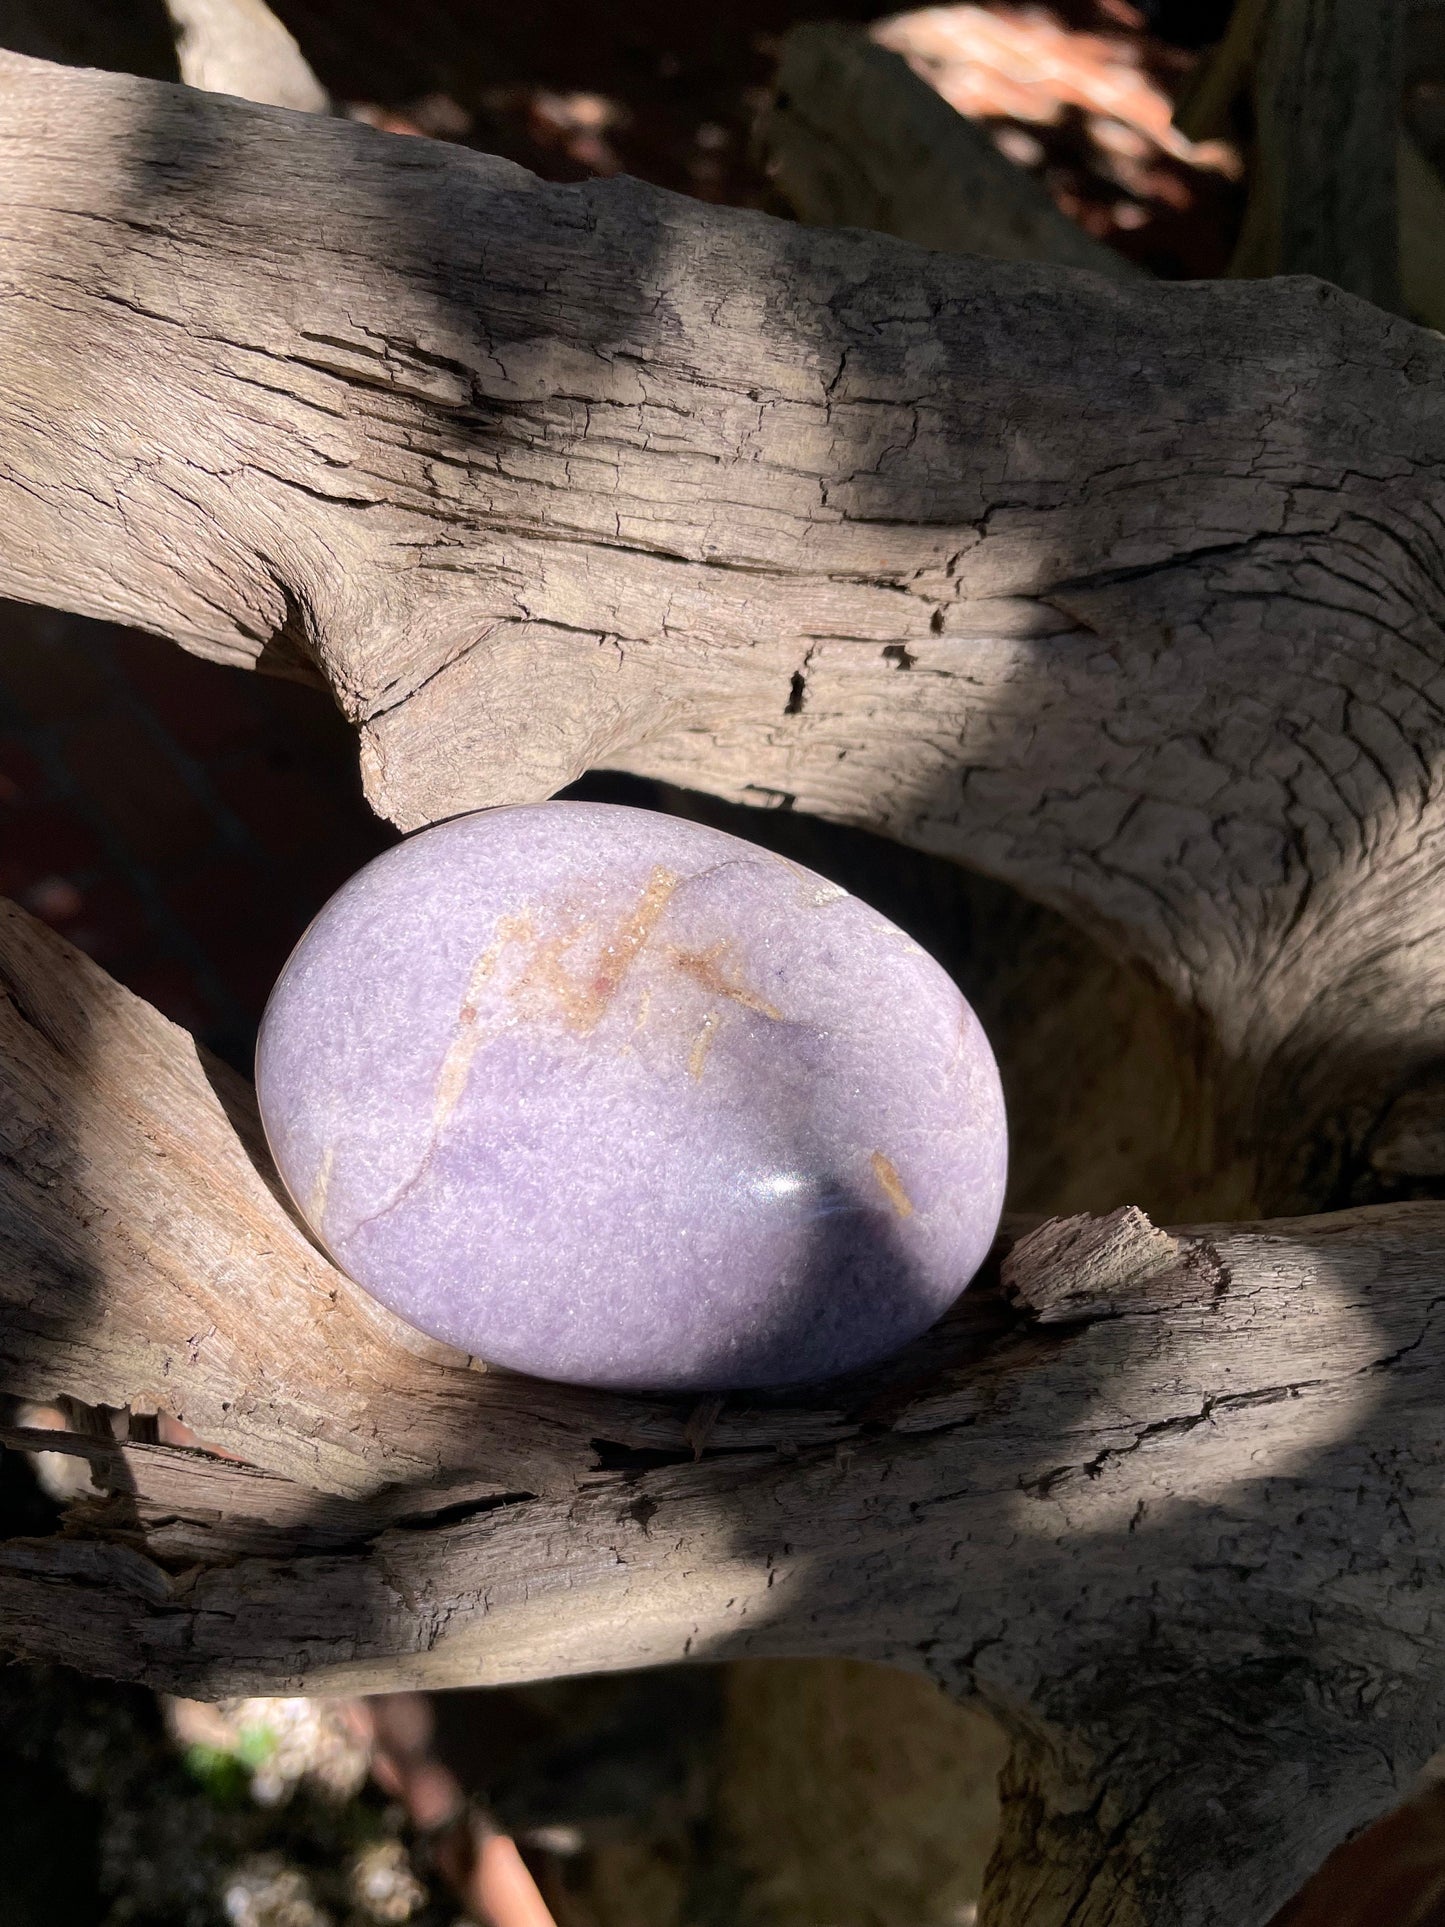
255, 802, 1007, 1392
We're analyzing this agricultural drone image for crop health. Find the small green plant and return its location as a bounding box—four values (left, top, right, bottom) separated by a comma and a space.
182, 1721, 277, 1807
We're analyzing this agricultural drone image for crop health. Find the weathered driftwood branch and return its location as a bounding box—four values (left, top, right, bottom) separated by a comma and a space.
5, 52, 1445, 1214
753, 24, 1138, 281
4, 895, 1445, 1927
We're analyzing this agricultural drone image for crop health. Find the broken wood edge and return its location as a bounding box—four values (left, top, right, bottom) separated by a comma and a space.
1001, 1204, 1227, 1326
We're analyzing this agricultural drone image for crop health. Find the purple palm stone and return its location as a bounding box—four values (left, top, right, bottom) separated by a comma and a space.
255, 802, 1007, 1392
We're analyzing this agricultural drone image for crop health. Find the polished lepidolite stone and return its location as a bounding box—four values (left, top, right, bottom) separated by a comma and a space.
255, 802, 1007, 1391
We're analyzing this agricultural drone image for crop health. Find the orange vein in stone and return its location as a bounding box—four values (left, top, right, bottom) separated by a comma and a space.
432, 913, 533, 1131
309, 1142, 336, 1230
871, 1151, 914, 1217
585, 867, 680, 1026
509, 868, 681, 1035
667, 941, 783, 1020
688, 1010, 722, 1079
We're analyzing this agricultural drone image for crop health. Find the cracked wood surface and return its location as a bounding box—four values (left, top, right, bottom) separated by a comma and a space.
5, 51, 1445, 1212
5, 896, 1445, 1925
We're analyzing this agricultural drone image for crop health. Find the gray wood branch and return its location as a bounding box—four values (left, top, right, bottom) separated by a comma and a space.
753, 25, 1138, 281
3, 897, 1445, 1925
5, 53, 1445, 1213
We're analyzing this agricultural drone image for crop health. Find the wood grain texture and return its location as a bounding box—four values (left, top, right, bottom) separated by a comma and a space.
1182, 3, 1445, 330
